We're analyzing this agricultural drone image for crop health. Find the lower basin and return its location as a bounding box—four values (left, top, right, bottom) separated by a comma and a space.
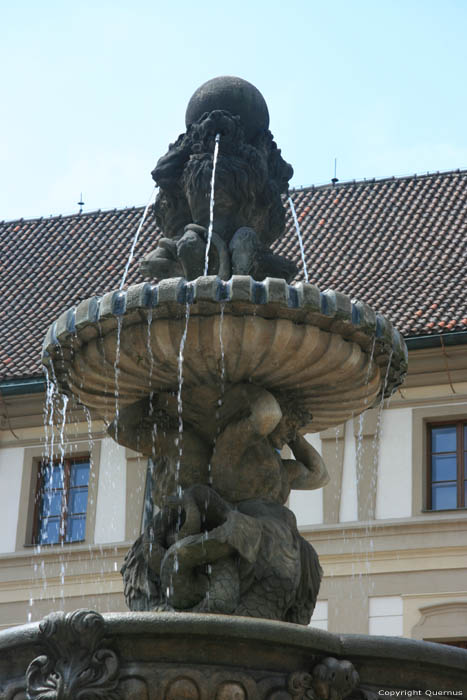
1, 610, 465, 699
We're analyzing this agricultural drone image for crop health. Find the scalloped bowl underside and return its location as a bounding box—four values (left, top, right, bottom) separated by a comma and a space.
42, 276, 407, 432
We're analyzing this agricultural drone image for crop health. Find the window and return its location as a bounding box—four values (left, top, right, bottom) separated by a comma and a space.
369, 596, 403, 636
309, 600, 328, 631
427, 422, 467, 510
33, 456, 90, 545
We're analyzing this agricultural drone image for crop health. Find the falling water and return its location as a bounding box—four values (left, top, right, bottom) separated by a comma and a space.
42, 366, 59, 547
355, 337, 377, 481
372, 352, 394, 474
147, 310, 157, 460
113, 317, 122, 443
82, 404, 96, 560
43, 367, 53, 507
56, 394, 69, 605
43, 367, 51, 434
360, 350, 393, 600
371, 352, 394, 594
96, 320, 110, 411
287, 196, 309, 283
352, 336, 378, 601
31, 366, 61, 618
146, 308, 157, 599
218, 303, 226, 397
147, 310, 155, 388
203, 134, 221, 276
165, 295, 192, 596
83, 405, 94, 454
58, 394, 68, 467
58, 394, 68, 553
44, 366, 57, 470
176, 299, 191, 492
120, 187, 157, 291
210, 304, 226, 486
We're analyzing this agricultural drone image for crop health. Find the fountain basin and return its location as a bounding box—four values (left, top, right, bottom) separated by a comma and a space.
42, 275, 407, 435
1, 611, 465, 698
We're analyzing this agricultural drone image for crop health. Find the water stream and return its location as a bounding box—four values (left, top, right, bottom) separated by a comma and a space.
218, 303, 226, 397
287, 196, 309, 283
31, 365, 60, 620
146, 309, 158, 462
164, 293, 192, 596
44, 366, 57, 473
203, 134, 221, 276
372, 352, 394, 476
120, 187, 157, 291
350, 342, 391, 604
355, 337, 377, 484
209, 304, 226, 487
176, 298, 191, 496
113, 317, 122, 443
58, 394, 69, 545
367, 352, 394, 586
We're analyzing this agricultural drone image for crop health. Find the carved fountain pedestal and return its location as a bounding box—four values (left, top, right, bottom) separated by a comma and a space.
1, 610, 466, 699
1, 77, 465, 699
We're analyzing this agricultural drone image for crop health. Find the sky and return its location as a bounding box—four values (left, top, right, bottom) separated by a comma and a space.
1, 0, 467, 222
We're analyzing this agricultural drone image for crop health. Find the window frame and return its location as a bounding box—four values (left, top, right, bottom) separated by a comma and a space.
32, 453, 91, 546
426, 419, 466, 511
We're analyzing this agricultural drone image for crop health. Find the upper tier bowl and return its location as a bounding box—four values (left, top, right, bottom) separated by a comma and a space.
42, 275, 407, 436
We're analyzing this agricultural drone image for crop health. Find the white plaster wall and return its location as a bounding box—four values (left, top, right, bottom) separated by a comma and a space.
0, 447, 24, 553
376, 408, 412, 519
94, 439, 127, 544
369, 595, 403, 636
339, 420, 358, 522
289, 433, 324, 526
309, 600, 328, 631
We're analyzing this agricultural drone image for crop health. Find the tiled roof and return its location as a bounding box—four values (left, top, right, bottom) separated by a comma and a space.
1, 169, 466, 380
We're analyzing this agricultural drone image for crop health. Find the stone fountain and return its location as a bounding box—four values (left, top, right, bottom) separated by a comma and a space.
1, 77, 465, 699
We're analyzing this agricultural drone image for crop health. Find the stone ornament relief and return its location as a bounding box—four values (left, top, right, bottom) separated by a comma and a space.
19, 610, 366, 700
0, 606, 449, 698
25, 610, 120, 700
288, 658, 360, 700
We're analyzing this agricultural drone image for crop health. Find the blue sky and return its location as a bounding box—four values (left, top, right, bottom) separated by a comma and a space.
2, 0, 467, 221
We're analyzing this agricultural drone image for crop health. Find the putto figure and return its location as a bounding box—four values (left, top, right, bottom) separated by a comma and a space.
140, 77, 298, 282
115, 385, 329, 623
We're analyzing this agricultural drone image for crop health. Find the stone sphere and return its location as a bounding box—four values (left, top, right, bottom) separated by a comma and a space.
185, 76, 270, 141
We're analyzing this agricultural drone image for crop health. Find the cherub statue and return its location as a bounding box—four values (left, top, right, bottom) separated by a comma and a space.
113, 384, 329, 623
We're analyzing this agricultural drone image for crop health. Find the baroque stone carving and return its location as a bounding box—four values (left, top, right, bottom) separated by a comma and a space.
25, 610, 120, 700
141, 77, 297, 282
119, 383, 328, 623
1, 609, 464, 698
122, 483, 323, 623
288, 658, 360, 700
41, 77, 408, 629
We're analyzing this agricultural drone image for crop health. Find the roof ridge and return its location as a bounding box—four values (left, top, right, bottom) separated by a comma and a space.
0, 205, 145, 227
3, 167, 467, 225
291, 167, 467, 193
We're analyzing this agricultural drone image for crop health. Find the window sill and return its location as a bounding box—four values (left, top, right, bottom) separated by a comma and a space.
23, 539, 86, 548
421, 508, 467, 514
